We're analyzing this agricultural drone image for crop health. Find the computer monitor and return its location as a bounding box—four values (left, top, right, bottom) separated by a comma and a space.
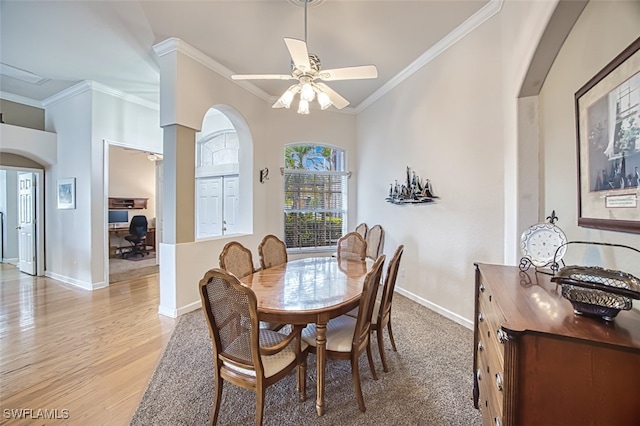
108, 210, 128, 225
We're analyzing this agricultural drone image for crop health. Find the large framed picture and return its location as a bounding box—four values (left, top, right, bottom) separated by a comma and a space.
57, 177, 76, 210
576, 36, 640, 234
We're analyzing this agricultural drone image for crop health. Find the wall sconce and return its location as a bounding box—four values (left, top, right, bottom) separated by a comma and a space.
259, 168, 269, 183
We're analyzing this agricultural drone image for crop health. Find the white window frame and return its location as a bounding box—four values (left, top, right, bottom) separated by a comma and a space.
283, 144, 348, 252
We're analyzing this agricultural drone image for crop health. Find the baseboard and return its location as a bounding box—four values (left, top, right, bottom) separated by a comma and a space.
44, 271, 106, 290
395, 286, 474, 330
158, 300, 202, 318
158, 304, 177, 318
3, 258, 18, 265
178, 300, 202, 316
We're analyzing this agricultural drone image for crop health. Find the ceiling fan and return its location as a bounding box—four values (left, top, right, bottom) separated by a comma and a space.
231, 0, 378, 114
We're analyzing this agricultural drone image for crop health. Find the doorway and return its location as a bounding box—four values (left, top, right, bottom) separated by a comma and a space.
105, 143, 161, 284
0, 166, 45, 276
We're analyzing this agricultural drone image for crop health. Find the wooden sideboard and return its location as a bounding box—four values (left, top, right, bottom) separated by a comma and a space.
473, 263, 640, 426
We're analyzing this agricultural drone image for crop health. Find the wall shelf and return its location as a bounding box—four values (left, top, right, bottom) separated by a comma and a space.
108, 197, 148, 209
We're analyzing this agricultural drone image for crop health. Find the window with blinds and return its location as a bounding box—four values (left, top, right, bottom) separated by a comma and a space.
284, 145, 347, 250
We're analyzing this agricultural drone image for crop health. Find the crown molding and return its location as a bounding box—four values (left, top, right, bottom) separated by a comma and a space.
0, 91, 44, 108
153, 0, 502, 116
154, 37, 274, 103
41, 80, 159, 110
355, 0, 503, 113
89, 81, 159, 110
40, 81, 91, 106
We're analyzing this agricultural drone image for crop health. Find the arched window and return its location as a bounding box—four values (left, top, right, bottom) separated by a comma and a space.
196, 107, 252, 238
284, 144, 348, 250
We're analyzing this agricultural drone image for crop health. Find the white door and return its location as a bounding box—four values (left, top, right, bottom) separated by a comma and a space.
17, 172, 36, 275
224, 176, 239, 234
196, 176, 223, 238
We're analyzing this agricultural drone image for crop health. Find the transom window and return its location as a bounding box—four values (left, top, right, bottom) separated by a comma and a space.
197, 130, 239, 170
284, 144, 348, 250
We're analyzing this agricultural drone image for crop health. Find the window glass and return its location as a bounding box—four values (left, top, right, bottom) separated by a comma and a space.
284, 144, 347, 250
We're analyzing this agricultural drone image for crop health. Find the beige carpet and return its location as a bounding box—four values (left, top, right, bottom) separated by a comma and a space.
131, 295, 482, 425
109, 254, 158, 283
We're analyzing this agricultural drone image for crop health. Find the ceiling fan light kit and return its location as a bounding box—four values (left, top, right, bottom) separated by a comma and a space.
231, 0, 377, 115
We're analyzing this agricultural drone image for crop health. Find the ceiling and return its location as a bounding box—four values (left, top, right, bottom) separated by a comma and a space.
0, 0, 490, 111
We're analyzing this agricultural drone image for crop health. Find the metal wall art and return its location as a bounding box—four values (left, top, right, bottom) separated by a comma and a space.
386, 167, 438, 205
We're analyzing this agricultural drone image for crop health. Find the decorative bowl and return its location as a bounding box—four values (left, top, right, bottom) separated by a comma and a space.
552, 265, 640, 321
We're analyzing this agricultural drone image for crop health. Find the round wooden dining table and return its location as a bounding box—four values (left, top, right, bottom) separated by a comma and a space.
240, 256, 373, 416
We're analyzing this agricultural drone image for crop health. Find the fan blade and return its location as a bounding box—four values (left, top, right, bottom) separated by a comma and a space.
231, 74, 293, 80
284, 38, 311, 72
315, 82, 350, 110
318, 65, 378, 81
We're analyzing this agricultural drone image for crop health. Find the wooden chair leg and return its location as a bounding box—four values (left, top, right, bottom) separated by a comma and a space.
211, 374, 223, 426
365, 341, 378, 381
255, 387, 265, 426
376, 328, 390, 373
387, 319, 398, 352
351, 356, 366, 413
297, 358, 307, 401
300, 358, 307, 401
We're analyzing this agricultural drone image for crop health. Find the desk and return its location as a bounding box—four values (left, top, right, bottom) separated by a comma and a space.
241, 256, 372, 416
108, 227, 155, 257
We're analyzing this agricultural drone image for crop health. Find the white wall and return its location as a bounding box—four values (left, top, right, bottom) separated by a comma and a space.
356, 0, 560, 325
44, 89, 94, 288
539, 1, 640, 280
356, 0, 640, 325
357, 23, 504, 324
0, 123, 57, 166
43, 82, 162, 289
108, 146, 157, 222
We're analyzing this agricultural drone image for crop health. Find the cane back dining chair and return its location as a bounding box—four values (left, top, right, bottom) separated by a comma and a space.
219, 241, 283, 331
337, 232, 367, 261
301, 254, 386, 413
372, 244, 404, 372
219, 241, 255, 279
365, 224, 384, 260
258, 234, 288, 270
354, 222, 368, 240
199, 268, 308, 426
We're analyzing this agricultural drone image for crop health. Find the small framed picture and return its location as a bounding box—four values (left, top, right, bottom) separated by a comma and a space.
57, 178, 76, 210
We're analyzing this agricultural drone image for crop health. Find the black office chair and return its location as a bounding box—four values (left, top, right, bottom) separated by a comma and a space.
123, 215, 149, 258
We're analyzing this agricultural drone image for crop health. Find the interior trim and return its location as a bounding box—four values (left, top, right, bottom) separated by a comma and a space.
356, 0, 504, 114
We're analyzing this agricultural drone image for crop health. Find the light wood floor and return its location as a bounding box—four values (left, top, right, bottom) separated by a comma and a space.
0, 263, 176, 425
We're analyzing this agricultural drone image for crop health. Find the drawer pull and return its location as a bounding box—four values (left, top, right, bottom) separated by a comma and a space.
495, 372, 503, 391
497, 328, 508, 344
476, 368, 482, 381
478, 313, 484, 322
479, 283, 486, 293
477, 341, 484, 352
